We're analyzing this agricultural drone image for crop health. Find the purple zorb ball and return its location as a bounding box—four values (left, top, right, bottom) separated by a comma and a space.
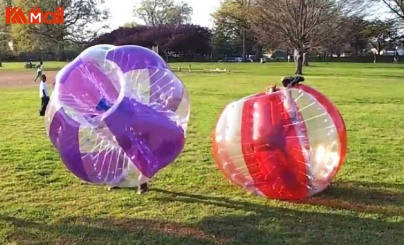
45, 45, 190, 187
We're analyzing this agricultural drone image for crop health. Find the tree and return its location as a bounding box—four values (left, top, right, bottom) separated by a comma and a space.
363, 19, 399, 62
321, 16, 369, 57
10, 0, 108, 60
380, 0, 404, 22
122, 21, 138, 28
134, 0, 192, 27
249, 0, 367, 74
0, 0, 13, 66
321, 18, 350, 58
212, 0, 253, 60
90, 25, 212, 59
211, 19, 239, 57
345, 16, 370, 56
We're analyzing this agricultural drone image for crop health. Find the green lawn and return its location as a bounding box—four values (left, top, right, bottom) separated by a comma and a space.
1, 62, 404, 244
0, 62, 68, 71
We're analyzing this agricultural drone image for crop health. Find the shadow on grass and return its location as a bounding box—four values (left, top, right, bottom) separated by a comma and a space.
151, 182, 404, 244
362, 65, 404, 69
302, 181, 404, 216
0, 215, 220, 245
2, 182, 404, 244
153, 181, 404, 216
362, 74, 404, 79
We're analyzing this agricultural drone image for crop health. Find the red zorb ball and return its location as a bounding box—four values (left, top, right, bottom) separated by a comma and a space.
212, 83, 347, 200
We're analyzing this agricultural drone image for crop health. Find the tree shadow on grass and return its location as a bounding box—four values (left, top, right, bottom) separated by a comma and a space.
363, 65, 404, 70
153, 181, 404, 216
362, 74, 404, 79
151, 182, 404, 244
0, 215, 221, 245
2, 182, 404, 244
300, 181, 404, 216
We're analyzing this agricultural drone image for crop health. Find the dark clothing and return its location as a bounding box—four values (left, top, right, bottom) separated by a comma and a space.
138, 183, 148, 194
40, 96, 49, 116
35, 71, 42, 82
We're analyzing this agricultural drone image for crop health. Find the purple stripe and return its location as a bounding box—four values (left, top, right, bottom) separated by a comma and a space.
49, 109, 90, 182
104, 97, 185, 178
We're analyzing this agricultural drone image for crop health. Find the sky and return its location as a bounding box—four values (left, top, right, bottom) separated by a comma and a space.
101, 0, 396, 32
103, 0, 220, 30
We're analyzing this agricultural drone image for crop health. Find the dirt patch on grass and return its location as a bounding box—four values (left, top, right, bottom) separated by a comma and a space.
0, 70, 58, 89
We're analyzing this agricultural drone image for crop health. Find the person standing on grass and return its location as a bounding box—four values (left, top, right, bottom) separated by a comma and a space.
34, 61, 43, 83
39, 74, 50, 116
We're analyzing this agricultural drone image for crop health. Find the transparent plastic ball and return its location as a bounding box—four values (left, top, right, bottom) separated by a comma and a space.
45, 45, 190, 187
212, 85, 346, 200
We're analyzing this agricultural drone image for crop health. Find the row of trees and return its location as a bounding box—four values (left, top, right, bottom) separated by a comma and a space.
211, 0, 404, 74
0, 0, 198, 65
90, 25, 212, 58
134, 0, 192, 27
0, 0, 108, 65
1, 0, 404, 73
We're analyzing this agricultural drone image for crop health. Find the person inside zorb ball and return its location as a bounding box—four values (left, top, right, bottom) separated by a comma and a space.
45, 45, 190, 191
212, 76, 347, 200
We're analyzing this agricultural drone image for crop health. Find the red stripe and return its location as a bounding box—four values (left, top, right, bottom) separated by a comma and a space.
212, 98, 262, 188
240, 91, 308, 200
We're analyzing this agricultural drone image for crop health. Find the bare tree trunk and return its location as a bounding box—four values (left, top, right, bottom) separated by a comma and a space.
242, 28, 246, 60
295, 50, 303, 75
353, 45, 359, 57
0, 51, 2, 67
373, 53, 377, 63
57, 41, 65, 62
303, 52, 309, 66
294, 49, 299, 63
256, 45, 263, 61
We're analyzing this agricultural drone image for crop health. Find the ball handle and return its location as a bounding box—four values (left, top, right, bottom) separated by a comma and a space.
282, 76, 305, 88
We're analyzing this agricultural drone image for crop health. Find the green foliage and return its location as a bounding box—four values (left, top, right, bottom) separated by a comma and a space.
362, 19, 400, 54
8, 0, 49, 54
1, 62, 404, 244
0, 61, 67, 71
6, 0, 108, 58
0, 0, 14, 60
122, 21, 138, 28
211, 0, 257, 57
134, 0, 193, 26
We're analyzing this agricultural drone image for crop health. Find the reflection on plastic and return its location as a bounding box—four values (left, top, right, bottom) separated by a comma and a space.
212, 85, 346, 200
45, 45, 190, 187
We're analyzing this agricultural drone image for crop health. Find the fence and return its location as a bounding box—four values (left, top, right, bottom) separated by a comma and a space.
310, 55, 404, 63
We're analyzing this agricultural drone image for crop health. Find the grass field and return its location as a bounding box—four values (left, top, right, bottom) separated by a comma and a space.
1, 62, 404, 244
0, 62, 68, 71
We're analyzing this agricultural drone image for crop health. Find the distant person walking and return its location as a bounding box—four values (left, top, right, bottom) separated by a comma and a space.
39, 74, 50, 116
34, 61, 43, 83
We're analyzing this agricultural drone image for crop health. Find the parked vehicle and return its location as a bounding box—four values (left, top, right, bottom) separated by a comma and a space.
218, 57, 254, 62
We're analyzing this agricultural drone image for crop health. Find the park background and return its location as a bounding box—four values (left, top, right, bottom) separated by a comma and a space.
1, 0, 404, 244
